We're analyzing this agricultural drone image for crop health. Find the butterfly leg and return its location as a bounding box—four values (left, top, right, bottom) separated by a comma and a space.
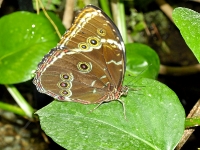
116, 99, 127, 120
88, 101, 104, 114
88, 99, 127, 119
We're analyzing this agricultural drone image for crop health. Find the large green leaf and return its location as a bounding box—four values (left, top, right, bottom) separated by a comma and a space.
35, 40, 183, 149
36, 77, 185, 150
0, 11, 65, 84
172, 7, 200, 62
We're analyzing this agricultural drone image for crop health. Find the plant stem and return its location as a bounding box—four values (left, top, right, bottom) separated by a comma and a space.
0, 101, 26, 116
117, 2, 128, 43
5, 84, 34, 118
110, 1, 128, 43
99, 0, 112, 19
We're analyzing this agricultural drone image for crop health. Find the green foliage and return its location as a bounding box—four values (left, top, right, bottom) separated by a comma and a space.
173, 7, 200, 63
0, 5, 186, 150
0, 11, 65, 84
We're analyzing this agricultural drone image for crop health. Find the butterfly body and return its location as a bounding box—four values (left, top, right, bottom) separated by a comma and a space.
33, 5, 128, 104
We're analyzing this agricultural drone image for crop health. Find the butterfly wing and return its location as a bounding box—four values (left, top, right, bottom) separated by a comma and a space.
33, 5, 126, 103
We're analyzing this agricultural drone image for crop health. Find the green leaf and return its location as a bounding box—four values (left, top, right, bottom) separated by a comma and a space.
125, 43, 160, 79
36, 78, 185, 150
172, 7, 200, 62
0, 11, 65, 84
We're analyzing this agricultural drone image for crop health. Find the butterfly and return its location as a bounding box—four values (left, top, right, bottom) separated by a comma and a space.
33, 5, 128, 111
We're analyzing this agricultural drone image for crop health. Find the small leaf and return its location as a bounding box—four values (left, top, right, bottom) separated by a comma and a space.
126, 43, 160, 79
0, 11, 65, 84
36, 78, 185, 150
172, 7, 200, 62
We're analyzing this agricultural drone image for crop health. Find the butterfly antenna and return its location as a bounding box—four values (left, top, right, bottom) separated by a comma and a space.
125, 64, 151, 87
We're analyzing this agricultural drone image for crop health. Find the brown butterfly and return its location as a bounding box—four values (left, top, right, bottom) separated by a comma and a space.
33, 5, 128, 112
